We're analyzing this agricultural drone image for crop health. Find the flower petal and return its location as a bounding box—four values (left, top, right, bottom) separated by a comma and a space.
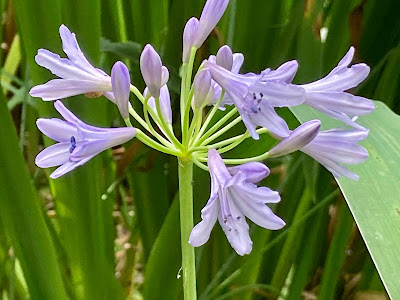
303, 141, 368, 164
268, 120, 320, 157
189, 199, 219, 247
305, 91, 374, 116
246, 101, 290, 138
35, 49, 98, 81
35, 143, 71, 168
36, 118, 78, 142
250, 81, 305, 107
227, 162, 270, 183
59, 25, 101, 77
302, 151, 359, 180
230, 185, 285, 230
302, 64, 370, 92
30, 79, 111, 101
218, 199, 252, 256
50, 154, 96, 179
262, 60, 298, 83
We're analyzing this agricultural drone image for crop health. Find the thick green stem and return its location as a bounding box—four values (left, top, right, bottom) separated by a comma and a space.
178, 158, 197, 300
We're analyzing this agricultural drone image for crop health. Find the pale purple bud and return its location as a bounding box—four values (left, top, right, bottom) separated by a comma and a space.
227, 162, 270, 183
193, 0, 229, 48
268, 120, 321, 157
216, 45, 233, 70
145, 86, 173, 124
140, 44, 162, 98
193, 69, 213, 108
111, 61, 130, 119
161, 66, 169, 86
183, 17, 199, 63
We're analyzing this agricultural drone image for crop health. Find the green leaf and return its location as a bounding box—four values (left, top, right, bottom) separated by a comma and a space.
142, 195, 183, 300
0, 87, 69, 300
291, 101, 400, 299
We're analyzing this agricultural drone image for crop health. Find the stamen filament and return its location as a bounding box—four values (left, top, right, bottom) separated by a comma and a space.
201, 115, 242, 146
191, 91, 225, 147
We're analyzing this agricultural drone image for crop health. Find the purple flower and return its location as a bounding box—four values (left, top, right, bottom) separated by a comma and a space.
140, 44, 169, 98
300, 47, 374, 130
35, 101, 136, 179
193, 68, 214, 109
183, 17, 199, 63
208, 48, 244, 108
30, 25, 115, 101
189, 149, 285, 256
268, 120, 321, 157
205, 61, 305, 139
145, 85, 173, 124
300, 127, 369, 180
111, 61, 130, 119
216, 45, 234, 70
192, 0, 229, 48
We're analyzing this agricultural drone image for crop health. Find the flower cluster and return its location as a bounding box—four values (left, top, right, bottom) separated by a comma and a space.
30, 0, 374, 255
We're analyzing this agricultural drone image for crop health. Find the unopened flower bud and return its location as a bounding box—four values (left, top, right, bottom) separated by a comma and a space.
183, 17, 199, 63
216, 45, 233, 70
140, 44, 163, 98
145, 86, 173, 124
227, 162, 269, 183
268, 120, 321, 157
193, 0, 229, 48
111, 61, 130, 119
193, 69, 214, 109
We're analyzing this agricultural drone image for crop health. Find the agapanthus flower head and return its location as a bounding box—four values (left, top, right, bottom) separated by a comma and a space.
189, 149, 285, 256
30, 25, 115, 101
192, 0, 229, 48
192, 68, 214, 109
268, 119, 321, 157
205, 61, 305, 139
300, 47, 374, 130
111, 61, 130, 119
183, 17, 199, 63
35, 101, 136, 179
140, 44, 169, 98
300, 127, 369, 180
145, 85, 173, 124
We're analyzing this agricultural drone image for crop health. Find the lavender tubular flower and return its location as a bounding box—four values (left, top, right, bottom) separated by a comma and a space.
192, 0, 229, 48
216, 45, 233, 70
111, 61, 130, 119
182, 17, 199, 63
140, 45, 168, 98
268, 120, 321, 157
300, 128, 369, 180
35, 101, 136, 179
189, 149, 285, 256
29, 25, 113, 100
209, 49, 244, 108
145, 85, 173, 124
192, 69, 214, 109
206, 61, 305, 139
300, 47, 374, 130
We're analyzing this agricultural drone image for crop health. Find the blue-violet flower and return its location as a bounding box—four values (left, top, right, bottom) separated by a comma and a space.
300, 47, 374, 130
205, 61, 305, 139
30, 25, 117, 101
35, 101, 136, 179
300, 127, 369, 180
189, 149, 285, 256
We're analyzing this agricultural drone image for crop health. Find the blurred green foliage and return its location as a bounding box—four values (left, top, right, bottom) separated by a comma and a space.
0, 0, 399, 299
